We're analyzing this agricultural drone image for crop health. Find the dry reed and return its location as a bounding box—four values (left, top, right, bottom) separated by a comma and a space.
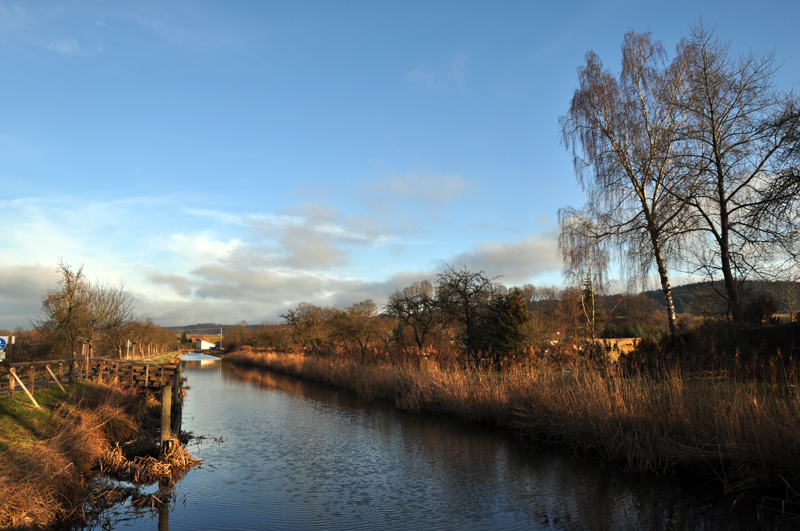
0, 382, 198, 529
99, 437, 200, 484
227, 346, 800, 494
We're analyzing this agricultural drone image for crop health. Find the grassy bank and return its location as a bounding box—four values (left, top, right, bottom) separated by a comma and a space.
0, 381, 197, 529
227, 347, 800, 496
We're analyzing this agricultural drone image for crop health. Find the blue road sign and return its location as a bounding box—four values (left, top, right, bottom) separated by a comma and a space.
0, 337, 6, 351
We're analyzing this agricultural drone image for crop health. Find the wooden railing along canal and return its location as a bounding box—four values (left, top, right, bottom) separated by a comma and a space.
1, 357, 183, 447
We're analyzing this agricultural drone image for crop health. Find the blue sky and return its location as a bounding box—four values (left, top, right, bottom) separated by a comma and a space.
1, 0, 798, 328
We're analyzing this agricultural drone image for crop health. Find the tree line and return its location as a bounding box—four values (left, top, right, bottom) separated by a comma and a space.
220, 264, 676, 366
559, 22, 800, 336
3, 262, 178, 363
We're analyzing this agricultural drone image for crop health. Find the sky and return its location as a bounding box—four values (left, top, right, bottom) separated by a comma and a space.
1, 0, 798, 329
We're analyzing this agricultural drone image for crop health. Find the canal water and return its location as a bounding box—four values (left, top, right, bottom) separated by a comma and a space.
97, 355, 795, 530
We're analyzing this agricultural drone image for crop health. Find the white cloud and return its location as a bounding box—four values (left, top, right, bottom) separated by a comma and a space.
450, 52, 468, 82
241, 202, 398, 270
147, 271, 193, 297
166, 232, 244, 262
407, 53, 469, 88
407, 66, 436, 87
373, 171, 474, 205
446, 234, 561, 285
0, 264, 60, 329
38, 35, 101, 56
183, 208, 244, 226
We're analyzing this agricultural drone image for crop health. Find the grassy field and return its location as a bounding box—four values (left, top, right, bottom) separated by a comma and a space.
227, 346, 800, 497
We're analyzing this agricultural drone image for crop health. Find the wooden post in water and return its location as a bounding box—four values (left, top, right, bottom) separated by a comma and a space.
157, 483, 170, 531
171, 364, 183, 436
173, 364, 182, 405
160, 384, 172, 452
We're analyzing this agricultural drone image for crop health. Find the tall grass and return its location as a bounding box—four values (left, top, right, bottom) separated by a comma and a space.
0, 384, 140, 528
0, 382, 197, 529
227, 346, 800, 494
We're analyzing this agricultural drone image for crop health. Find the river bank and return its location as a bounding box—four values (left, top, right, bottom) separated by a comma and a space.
0, 379, 198, 529
226, 347, 800, 501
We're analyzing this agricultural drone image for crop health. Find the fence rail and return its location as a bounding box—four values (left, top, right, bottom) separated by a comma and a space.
1, 356, 184, 447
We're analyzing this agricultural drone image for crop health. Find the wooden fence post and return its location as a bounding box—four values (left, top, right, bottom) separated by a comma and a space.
11, 368, 40, 409
59, 363, 64, 386
160, 384, 172, 452
43, 364, 49, 389
173, 364, 182, 405
28, 366, 34, 392
8, 373, 13, 397
45, 366, 66, 393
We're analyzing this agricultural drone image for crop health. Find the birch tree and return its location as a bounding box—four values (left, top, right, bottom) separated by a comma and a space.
558, 215, 609, 340
560, 31, 691, 336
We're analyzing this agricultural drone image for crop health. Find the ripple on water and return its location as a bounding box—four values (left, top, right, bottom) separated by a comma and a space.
97, 361, 798, 531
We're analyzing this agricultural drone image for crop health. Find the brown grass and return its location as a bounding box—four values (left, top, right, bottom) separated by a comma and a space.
99, 437, 200, 485
227, 346, 800, 495
0, 382, 198, 529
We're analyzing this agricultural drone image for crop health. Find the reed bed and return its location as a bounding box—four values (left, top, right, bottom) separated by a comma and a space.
100, 437, 200, 484
227, 347, 800, 495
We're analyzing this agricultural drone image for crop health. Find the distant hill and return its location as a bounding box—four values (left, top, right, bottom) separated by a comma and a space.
164, 323, 224, 334
642, 280, 799, 315
164, 322, 269, 333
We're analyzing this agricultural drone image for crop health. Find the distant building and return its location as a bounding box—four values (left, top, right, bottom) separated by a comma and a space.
196, 339, 216, 350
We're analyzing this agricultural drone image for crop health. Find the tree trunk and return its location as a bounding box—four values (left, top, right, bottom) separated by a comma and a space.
719, 247, 741, 321
649, 230, 678, 337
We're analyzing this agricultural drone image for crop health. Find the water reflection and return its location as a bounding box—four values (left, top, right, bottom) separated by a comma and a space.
102, 360, 795, 530
220, 364, 792, 531
181, 352, 222, 369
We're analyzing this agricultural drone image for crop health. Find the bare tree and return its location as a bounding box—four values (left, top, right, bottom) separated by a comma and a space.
281, 302, 329, 348
559, 215, 610, 340
347, 300, 385, 356
36, 262, 89, 355
36, 262, 135, 358
327, 300, 386, 356
384, 280, 440, 352
82, 280, 134, 358
101, 319, 139, 358
560, 31, 692, 337
435, 265, 498, 357
673, 22, 800, 321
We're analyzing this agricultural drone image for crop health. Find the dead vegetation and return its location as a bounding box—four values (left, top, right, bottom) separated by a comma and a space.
227, 346, 800, 496
0, 382, 198, 530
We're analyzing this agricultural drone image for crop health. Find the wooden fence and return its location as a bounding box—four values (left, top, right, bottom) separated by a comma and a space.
1, 357, 184, 447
